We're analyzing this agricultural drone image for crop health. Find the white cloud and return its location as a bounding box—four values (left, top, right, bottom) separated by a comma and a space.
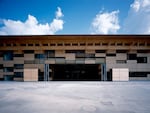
91, 10, 120, 34
123, 0, 150, 34
56, 7, 64, 19
0, 7, 64, 35
130, 1, 140, 12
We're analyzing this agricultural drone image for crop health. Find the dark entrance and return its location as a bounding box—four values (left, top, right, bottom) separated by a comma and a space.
50, 64, 101, 81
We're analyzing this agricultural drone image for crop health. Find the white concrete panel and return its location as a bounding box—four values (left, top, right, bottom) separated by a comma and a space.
106, 57, 116, 63
136, 64, 148, 69
14, 78, 23, 81
116, 64, 128, 68
24, 54, 34, 60
13, 59, 24, 64
127, 60, 137, 64
3, 61, 14, 67
147, 53, 150, 57
66, 60, 75, 64
112, 68, 129, 81
85, 60, 95, 64
113, 77, 120, 81
116, 54, 127, 60
95, 58, 105, 63
55, 53, 65, 57
65, 53, 75, 60
0, 57, 3, 61
120, 69, 129, 81
24, 64, 36, 68
76, 60, 85, 64
121, 69, 129, 81
95, 53, 106, 57
24, 68, 38, 82
135, 68, 150, 72
45, 60, 55, 64
14, 69, 23, 72
137, 53, 147, 57
129, 68, 137, 72
3, 72, 14, 75
14, 57, 24, 60
127, 64, 137, 71
55, 50, 65, 57
0, 72, 3, 78
112, 68, 120, 81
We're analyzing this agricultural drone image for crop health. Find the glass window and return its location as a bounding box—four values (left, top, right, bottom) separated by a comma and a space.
127, 54, 137, 60
35, 54, 45, 59
45, 50, 55, 58
14, 72, 23, 78
137, 57, 147, 63
4, 67, 13, 72
3, 51, 13, 60
116, 60, 126, 64
0, 64, 3, 69
4, 75, 13, 81
14, 64, 24, 69
129, 72, 148, 77
85, 54, 95, 58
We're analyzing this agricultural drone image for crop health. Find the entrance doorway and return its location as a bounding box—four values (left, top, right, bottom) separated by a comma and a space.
50, 64, 102, 81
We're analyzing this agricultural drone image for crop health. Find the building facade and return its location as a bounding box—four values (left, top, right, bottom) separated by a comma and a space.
0, 35, 150, 81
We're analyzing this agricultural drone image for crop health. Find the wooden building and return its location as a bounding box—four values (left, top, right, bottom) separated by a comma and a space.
0, 35, 150, 81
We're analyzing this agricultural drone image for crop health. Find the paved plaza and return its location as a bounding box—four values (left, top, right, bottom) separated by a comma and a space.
0, 81, 150, 113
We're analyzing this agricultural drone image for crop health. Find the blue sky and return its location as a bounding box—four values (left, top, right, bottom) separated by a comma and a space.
0, 0, 150, 35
